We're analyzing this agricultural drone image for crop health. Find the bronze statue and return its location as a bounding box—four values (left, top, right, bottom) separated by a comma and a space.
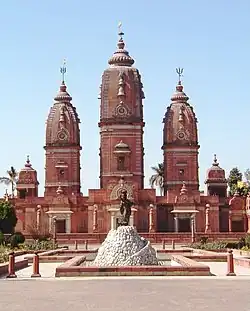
118, 189, 133, 226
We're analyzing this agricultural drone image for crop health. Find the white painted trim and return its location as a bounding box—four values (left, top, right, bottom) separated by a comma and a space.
163, 148, 199, 153
100, 125, 142, 131
17, 184, 36, 189
166, 181, 199, 185
45, 182, 80, 186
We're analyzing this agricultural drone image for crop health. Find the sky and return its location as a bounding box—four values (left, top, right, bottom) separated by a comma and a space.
0, 0, 249, 196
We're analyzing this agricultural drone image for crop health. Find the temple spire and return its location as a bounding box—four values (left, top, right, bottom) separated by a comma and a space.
60, 59, 67, 84
176, 67, 184, 85
171, 68, 189, 102
108, 23, 134, 67
118, 22, 124, 39
25, 155, 32, 168
55, 60, 72, 102
212, 154, 219, 166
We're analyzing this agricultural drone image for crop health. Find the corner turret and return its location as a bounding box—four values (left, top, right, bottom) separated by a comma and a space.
16, 156, 39, 198
205, 154, 227, 198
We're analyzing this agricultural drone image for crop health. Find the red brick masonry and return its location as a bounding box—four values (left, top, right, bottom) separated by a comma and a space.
55, 253, 211, 277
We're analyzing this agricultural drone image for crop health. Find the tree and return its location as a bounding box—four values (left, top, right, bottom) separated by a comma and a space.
26, 220, 51, 242
244, 169, 250, 186
0, 201, 17, 234
0, 166, 18, 197
149, 163, 164, 196
228, 167, 250, 196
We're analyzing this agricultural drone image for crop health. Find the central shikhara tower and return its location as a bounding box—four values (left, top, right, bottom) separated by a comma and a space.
14, 25, 240, 237
99, 29, 145, 190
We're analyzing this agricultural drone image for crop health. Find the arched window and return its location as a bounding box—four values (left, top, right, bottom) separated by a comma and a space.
117, 156, 125, 171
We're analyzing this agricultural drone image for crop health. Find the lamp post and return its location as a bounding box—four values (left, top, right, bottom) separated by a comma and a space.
52, 216, 57, 248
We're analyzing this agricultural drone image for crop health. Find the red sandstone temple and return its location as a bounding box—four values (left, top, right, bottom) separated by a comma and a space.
6, 29, 250, 239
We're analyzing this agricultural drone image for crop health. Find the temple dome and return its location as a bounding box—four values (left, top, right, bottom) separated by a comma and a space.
99, 28, 145, 124
45, 80, 80, 147
114, 140, 131, 153
163, 79, 198, 146
205, 154, 227, 184
108, 31, 134, 67
17, 156, 39, 185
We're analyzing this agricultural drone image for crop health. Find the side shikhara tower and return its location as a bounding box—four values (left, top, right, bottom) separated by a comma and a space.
98, 26, 145, 189
44, 62, 81, 197
162, 69, 199, 193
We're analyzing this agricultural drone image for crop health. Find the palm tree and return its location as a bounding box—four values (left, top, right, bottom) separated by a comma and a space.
149, 163, 164, 196
0, 166, 18, 197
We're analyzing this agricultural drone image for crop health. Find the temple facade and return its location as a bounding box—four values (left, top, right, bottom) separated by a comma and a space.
6, 29, 250, 238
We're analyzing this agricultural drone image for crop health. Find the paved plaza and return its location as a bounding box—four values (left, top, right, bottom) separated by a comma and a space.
1, 277, 250, 311
1, 244, 250, 310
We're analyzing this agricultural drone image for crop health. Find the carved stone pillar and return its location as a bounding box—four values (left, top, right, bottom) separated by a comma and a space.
229, 210, 232, 232
111, 212, 116, 230
149, 204, 155, 233
65, 215, 71, 233
191, 215, 195, 243
48, 215, 53, 233
174, 216, 179, 233
93, 204, 98, 232
36, 205, 41, 231
205, 204, 211, 233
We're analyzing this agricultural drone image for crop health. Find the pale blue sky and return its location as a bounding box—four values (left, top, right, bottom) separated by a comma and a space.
0, 0, 249, 196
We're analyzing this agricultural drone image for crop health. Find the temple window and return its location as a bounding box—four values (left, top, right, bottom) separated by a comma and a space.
59, 169, 65, 176
179, 169, 185, 176
19, 189, 26, 199
117, 156, 125, 171
57, 168, 66, 181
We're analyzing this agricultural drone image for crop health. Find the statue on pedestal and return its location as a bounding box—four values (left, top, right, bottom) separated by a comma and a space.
118, 189, 133, 226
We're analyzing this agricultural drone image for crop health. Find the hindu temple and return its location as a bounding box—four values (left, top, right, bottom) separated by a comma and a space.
6, 27, 250, 241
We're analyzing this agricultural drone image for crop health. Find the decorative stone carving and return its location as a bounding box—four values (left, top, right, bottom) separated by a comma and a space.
114, 103, 130, 118
110, 181, 133, 201
57, 128, 69, 141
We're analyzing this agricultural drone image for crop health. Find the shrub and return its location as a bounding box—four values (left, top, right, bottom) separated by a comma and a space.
0, 201, 17, 234
244, 234, 250, 247
24, 240, 57, 251
200, 236, 208, 244
13, 232, 25, 244
0, 246, 9, 263
26, 221, 51, 242
0, 232, 4, 245
189, 240, 228, 250
9, 232, 25, 249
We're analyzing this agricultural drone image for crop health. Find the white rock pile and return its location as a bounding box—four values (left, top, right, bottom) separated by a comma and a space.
93, 225, 158, 266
